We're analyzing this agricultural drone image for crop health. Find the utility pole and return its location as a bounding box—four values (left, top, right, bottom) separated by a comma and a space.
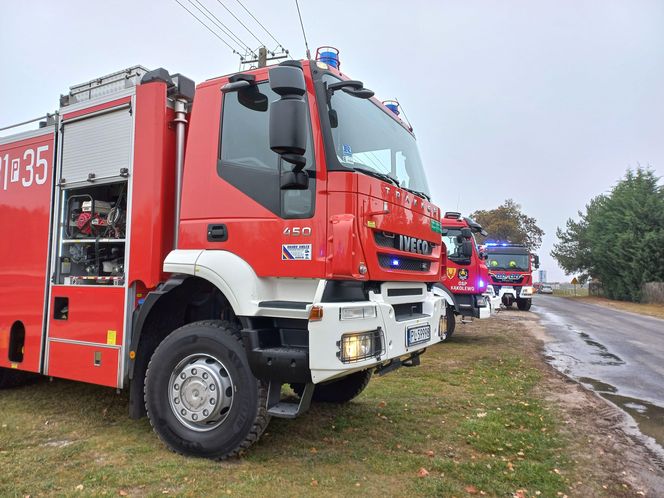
258, 47, 267, 68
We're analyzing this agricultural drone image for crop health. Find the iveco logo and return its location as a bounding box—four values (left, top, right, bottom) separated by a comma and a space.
399, 235, 429, 254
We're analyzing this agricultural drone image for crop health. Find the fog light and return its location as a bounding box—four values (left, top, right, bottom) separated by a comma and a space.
340, 305, 377, 320
439, 313, 447, 338
338, 329, 384, 363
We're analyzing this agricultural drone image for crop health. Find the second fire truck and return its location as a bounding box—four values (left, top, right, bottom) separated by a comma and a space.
435, 212, 496, 338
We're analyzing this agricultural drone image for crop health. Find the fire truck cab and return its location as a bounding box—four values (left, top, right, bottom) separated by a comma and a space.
0, 57, 446, 459
433, 212, 497, 338
485, 243, 540, 311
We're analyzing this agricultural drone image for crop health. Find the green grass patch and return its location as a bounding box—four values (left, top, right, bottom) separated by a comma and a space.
0, 319, 576, 497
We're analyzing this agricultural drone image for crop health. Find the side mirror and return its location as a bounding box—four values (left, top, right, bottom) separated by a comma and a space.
461, 227, 472, 238
268, 64, 308, 189
461, 239, 473, 258
532, 254, 540, 269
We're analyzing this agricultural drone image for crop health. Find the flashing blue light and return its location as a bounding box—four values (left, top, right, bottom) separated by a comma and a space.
391, 258, 400, 267
317, 46, 340, 68
385, 103, 400, 115
479, 279, 485, 288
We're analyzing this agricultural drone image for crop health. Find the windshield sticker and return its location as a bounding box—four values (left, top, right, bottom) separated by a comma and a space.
342, 144, 354, 163
282, 244, 312, 261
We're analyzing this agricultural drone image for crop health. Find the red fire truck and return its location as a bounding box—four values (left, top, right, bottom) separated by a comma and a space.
0, 56, 446, 459
484, 243, 539, 310
433, 212, 496, 338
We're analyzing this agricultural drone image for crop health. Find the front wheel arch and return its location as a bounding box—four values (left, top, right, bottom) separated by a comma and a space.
128, 276, 238, 419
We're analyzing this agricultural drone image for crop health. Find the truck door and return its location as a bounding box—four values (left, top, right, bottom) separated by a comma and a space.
179, 70, 327, 278
0, 125, 56, 373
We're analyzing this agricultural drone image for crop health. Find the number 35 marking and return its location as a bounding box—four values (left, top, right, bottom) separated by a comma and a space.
1, 145, 49, 190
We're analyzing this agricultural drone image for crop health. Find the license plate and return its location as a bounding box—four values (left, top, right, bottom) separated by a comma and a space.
406, 324, 431, 347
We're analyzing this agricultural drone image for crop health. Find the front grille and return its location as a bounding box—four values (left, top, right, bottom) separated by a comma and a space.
490, 274, 524, 284
374, 231, 434, 256
378, 253, 431, 272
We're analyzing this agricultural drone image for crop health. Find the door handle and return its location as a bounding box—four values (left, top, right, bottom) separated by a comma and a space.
207, 224, 228, 242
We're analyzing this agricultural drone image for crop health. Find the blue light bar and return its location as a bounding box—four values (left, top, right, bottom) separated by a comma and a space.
391, 258, 400, 267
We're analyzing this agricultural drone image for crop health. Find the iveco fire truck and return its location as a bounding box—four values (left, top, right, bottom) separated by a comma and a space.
485, 243, 539, 310
433, 212, 497, 339
0, 54, 446, 459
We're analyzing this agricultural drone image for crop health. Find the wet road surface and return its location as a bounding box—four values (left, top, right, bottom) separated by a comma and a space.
532, 294, 664, 451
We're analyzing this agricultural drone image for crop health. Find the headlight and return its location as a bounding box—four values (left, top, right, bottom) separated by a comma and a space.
338, 329, 384, 363
339, 305, 377, 320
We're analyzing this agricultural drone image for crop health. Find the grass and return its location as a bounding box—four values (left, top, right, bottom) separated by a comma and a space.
552, 287, 589, 297
563, 295, 664, 320
0, 318, 587, 497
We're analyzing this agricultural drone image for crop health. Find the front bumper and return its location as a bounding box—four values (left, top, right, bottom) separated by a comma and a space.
308, 282, 445, 383
494, 285, 534, 301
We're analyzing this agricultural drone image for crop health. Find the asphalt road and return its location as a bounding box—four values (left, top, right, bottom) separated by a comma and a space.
532, 294, 664, 450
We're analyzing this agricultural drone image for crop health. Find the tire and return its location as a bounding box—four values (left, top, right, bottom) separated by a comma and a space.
440, 305, 456, 342
502, 295, 514, 308
0, 368, 31, 389
144, 320, 269, 460
292, 369, 372, 404
517, 298, 532, 311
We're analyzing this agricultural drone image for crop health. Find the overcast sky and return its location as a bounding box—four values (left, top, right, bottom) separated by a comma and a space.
2, 0, 663, 281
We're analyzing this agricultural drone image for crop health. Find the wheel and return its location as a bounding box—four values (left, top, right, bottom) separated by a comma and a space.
517, 298, 532, 311
502, 295, 514, 307
440, 305, 456, 342
0, 368, 32, 389
144, 320, 269, 460
291, 369, 372, 404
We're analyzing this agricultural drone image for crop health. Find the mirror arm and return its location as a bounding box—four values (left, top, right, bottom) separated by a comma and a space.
221, 80, 251, 93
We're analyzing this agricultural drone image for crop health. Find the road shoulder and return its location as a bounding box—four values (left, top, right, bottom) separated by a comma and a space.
562, 296, 664, 321
519, 310, 664, 496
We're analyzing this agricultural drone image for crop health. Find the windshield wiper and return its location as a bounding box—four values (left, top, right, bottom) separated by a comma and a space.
401, 185, 430, 201
353, 167, 400, 187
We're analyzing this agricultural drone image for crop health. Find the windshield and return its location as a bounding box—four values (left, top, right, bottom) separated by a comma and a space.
487, 254, 530, 271
443, 228, 476, 262
322, 74, 430, 197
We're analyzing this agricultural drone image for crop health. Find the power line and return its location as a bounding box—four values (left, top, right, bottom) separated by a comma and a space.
214, 0, 265, 47
190, 0, 256, 55
173, 0, 243, 58
234, 0, 287, 52
294, 0, 311, 59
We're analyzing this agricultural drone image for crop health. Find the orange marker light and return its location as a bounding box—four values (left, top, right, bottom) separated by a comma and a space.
309, 305, 324, 321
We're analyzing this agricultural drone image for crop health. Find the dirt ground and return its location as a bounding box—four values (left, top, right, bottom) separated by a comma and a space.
503, 310, 664, 496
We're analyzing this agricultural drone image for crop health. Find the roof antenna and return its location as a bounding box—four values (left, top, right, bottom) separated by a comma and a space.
295, 0, 311, 59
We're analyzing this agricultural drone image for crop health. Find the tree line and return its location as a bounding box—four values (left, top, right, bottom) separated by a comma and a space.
552, 168, 664, 302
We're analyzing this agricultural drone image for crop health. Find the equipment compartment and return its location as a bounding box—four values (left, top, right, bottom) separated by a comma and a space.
47, 340, 120, 388
55, 181, 128, 285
